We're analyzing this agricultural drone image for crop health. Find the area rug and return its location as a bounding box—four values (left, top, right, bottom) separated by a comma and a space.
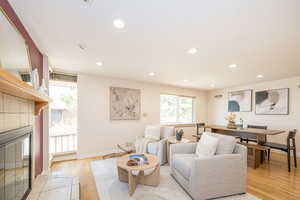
91, 158, 261, 200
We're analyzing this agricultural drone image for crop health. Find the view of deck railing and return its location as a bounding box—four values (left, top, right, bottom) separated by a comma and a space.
49, 133, 77, 154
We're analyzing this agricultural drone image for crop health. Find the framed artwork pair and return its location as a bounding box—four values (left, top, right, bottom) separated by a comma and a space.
228, 88, 289, 115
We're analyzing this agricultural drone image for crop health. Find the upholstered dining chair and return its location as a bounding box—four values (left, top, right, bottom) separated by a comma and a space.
240, 125, 268, 143
265, 129, 297, 172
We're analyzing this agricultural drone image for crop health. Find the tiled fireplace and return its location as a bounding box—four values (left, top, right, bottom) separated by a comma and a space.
0, 92, 36, 200
0, 92, 35, 132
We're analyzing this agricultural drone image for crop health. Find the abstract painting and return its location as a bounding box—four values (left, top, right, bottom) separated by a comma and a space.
110, 87, 141, 120
255, 88, 289, 115
228, 90, 252, 112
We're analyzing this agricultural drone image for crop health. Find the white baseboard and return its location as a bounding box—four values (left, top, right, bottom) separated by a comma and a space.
76, 148, 120, 160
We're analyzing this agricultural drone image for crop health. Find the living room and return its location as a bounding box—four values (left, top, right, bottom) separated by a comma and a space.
0, 0, 299, 200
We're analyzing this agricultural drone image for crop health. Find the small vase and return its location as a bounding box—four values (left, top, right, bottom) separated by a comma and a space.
176, 129, 184, 141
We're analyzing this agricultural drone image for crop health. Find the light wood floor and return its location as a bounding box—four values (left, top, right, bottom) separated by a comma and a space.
50, 152, 300, 200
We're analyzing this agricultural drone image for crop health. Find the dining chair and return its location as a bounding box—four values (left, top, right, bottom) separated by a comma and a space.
240, 125, 268, 143
264, 129, 297, 172
195, 123, 205, 141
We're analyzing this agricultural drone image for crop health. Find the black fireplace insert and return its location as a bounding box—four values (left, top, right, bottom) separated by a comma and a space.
0, 126, 32, 200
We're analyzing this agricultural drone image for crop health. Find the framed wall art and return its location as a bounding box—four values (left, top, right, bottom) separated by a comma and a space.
228, 89, 252, 112
110, 87, 141, 120
255, 88, 289, 115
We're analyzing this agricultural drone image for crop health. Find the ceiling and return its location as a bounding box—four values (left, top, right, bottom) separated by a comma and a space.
8, 0, 300, 90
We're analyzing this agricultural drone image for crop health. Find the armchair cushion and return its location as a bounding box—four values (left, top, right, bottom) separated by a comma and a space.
173, 154, 198, 180
196, 133, 219, 157
144, 125, 161, 140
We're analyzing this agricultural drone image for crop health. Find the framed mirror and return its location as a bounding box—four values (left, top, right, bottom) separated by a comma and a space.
0, 8, 32, 84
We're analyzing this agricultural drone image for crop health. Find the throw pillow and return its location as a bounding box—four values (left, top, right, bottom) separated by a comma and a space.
144, 125, 161, 140
209, 133, 237, 155
196, 133, 219, 157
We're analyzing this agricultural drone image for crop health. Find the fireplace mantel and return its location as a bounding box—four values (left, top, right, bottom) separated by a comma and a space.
0, 69, 50, 115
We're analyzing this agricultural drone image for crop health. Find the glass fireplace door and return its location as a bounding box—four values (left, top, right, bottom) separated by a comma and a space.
0, 130, 31, 200
0, 146, 4, 200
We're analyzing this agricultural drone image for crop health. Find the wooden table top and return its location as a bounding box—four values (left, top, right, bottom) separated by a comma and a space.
117, 154, 159, 171
205, 125, 285, 136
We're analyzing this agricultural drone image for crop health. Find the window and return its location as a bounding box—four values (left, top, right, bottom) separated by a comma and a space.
49, 80, 77, 154
160, 94, 194, 124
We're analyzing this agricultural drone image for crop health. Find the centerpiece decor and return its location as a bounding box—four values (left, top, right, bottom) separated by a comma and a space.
176, 129, 184, 141
225, 113, 237, 129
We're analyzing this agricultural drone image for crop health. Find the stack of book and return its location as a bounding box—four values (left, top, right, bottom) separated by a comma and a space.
128, 154, 149, 166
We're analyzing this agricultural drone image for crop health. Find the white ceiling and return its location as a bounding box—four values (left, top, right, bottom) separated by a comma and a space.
8, 0, 300, 90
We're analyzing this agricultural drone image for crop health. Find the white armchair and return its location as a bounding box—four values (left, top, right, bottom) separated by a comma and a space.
170, 133, 247, 200
145, 126, 174, 165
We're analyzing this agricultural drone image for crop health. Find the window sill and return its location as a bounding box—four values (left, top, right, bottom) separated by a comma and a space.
160, 123, 196, 127
51, 151, 77, 157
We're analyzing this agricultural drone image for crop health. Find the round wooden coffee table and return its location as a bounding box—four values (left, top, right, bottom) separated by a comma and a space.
117, 154, 160, 196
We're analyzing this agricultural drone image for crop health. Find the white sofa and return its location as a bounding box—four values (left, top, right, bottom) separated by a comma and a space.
146, 126, 174, 165
170, 133, 247, 200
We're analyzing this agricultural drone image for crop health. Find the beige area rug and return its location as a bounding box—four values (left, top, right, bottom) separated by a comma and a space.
91, 158, 261, 200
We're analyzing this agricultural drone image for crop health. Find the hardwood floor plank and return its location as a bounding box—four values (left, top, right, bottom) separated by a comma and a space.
50, 152, 299, 200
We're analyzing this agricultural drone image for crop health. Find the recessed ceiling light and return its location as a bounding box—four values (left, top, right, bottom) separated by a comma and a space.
82, 0, 93, 3
187, 48, 198, 54
96, 61, 103, 66
183, 79, 189, 82
113, 19, 125, 29
257, 74, 264, 78
148, 72, 155, 76
78, 43, 87, 50
228, 64, 238, 69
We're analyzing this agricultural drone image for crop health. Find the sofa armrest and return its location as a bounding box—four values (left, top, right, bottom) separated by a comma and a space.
190, 154, 246, 199
170, 143, 197, 168
156, 138, 168, 165
234, 144, 247, 171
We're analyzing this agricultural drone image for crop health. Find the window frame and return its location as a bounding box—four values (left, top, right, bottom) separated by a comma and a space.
160, 93, 196, 125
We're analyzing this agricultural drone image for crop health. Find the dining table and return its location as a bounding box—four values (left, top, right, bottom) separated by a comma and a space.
204, 125, 285, 145
203, 125, 285, 168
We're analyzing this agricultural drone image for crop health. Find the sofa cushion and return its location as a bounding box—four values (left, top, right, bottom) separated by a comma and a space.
144, 125, 161, 140
173, 154, 197, 180
147, 142, 158, 154
209, 132, 237, 155
196, 133, 219, 157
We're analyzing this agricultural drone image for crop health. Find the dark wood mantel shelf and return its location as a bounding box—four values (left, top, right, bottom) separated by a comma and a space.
0, 69, 51, 115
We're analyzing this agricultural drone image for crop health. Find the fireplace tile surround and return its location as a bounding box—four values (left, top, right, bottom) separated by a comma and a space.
0, 91, 36, 180
0, 91, 35, 132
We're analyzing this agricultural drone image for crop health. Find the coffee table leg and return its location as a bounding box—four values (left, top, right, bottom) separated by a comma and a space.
128, 171, 137, 196
117, 167, 128, 182
137, 165, 160, 186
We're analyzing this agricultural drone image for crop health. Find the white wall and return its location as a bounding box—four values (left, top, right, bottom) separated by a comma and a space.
207, 76, 300, 155
77, 74, 208, 158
